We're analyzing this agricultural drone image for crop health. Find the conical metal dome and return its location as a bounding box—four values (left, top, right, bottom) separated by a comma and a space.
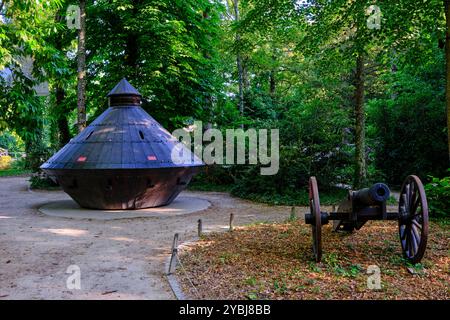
107, 78, 142, 97
41, 79, 204, 210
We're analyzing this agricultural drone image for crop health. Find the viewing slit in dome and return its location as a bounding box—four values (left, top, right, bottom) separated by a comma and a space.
41, 78, 204, 210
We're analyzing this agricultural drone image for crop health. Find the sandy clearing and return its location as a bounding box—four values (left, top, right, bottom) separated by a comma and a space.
0, 176, 295, 299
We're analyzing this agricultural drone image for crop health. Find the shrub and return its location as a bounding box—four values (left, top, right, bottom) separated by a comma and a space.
424, 171, 450, 219
29, 171, 59, 190
367, 61, 447, 185
0, 155, 12, 169
11, 156, 26, 169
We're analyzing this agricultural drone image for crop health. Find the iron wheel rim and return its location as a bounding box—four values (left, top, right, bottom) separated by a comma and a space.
309, 176, 322, 262
398, 175, 429, 264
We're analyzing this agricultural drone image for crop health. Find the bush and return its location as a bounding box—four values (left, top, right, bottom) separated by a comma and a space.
11, 156, 26, 169
188, 165, 235, 192
0, 155, 12, 169
25, 147, 55, 172
29, 171, 59, 190
367, 59, 447, 185
0, 130, 25, 155
424, 170, 450, 219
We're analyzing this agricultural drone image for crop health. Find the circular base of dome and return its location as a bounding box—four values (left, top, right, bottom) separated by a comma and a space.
38, 196, 210, 220
43, 167, 202, 209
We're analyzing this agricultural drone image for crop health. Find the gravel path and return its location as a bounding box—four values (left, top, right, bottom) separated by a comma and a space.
0, 176, 294, 299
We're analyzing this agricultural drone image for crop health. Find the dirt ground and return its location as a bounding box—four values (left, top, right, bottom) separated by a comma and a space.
177, 221, 449, 300
0, 176, 293, 299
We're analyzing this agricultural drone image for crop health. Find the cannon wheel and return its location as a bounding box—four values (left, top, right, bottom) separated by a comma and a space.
309, 176, 322, 262
398, 175, 429, 264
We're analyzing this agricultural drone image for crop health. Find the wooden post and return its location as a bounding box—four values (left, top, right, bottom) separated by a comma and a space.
290, 207, 296, 221
168, 233, 179, 275
197, 219, 202, 237
229, 213, 234, 232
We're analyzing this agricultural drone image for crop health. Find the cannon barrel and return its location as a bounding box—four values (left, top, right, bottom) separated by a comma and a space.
352, 183, 390, 206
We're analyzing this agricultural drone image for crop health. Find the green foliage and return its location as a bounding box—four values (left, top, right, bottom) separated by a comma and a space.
0, 130, 24, 155
0, 0, 448, 206
0, 168, 31, 177
367, 52, 447, 185
86, 0, 224, 129
0, 153, 31, 176
29, 173, 59, 190
0, 1, 66, 170
424, 171, 450, 219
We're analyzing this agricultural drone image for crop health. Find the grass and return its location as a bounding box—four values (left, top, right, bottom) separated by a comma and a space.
0, 168, 31, 177
177, 220, 449, 300
387, 195, 397, 205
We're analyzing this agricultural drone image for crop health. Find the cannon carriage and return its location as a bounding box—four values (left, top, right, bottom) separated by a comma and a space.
304, 175, 429, 264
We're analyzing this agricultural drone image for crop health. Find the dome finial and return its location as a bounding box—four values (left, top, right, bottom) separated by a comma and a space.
107, 78, 141, 97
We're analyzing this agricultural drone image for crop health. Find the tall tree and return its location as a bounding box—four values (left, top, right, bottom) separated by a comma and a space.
232, 0, 244, 118
85, 0, 222, 129
297, 0, 442, 187
445, 0, 450, 160
48, 6, 75, 148
354, 53, 366, 187
0, 0, 63, 169
77, 0, 86, 132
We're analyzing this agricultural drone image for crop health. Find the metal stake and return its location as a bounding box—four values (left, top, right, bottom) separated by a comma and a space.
197, 219, 202, 237
168, 233, 179, 275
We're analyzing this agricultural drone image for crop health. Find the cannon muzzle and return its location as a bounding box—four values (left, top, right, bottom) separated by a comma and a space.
352, 183, 390, 206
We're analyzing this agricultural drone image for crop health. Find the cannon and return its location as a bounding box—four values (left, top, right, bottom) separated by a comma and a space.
304, 175, 429, 264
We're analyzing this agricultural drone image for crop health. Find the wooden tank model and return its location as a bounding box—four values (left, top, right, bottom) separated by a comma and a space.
41, 78, 203, 209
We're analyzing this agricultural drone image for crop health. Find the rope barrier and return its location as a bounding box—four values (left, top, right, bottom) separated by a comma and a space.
175, 254, 201, 299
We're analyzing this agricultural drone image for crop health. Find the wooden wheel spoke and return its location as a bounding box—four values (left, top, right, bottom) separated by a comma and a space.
406, 228, 416, 256
404, 185, 410, 209
404, 229, 410, 254
400, 226, 406, 240
410, 195, 421, 215
409, 231, 418, 256
408, 182, 416, 211
411, 219, 422, 230
400, 225, 407, 240
411, 225, 421, 244
400, 194, 408, 214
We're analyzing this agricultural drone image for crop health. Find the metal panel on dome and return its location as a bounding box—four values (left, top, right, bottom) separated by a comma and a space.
41, 78, 204, 209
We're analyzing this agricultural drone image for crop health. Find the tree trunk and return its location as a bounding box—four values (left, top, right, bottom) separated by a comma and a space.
354, 53, 367, 188
233, 0, 244, 119
56, 87, 70, 147
269, 54, 276, 97
242, 59, 249, 91
126, 0, 139, 77
77, 0, 87, 133
269, 71, 276, 96
126, 35, 138, 72
52, 10, 71, 148
445, 0, 450, 160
